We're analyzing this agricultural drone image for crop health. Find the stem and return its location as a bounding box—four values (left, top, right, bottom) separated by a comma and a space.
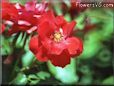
20, 59, 38, 72
22, 33, 29, 49
9, 58, 20, 82
12, 32, 20, 47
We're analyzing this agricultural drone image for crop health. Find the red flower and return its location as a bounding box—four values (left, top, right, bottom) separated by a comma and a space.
2, 0, 48, 35
69, 0, 87, 18
2, 2, 18, 20
25, 0, 48, 14
0, 24, 5, 34
29, 11, 83, 67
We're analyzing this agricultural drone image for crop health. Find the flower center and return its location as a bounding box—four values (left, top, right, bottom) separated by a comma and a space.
53, 32, 63, 42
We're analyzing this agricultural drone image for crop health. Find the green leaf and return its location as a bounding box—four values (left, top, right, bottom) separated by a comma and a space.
11, 73, 27, 85
86, 9, 112, 23
47, 59, 78, 84
28, 74, 40, 85
10, 0, 26, 5
80, 75, 93, 84
80, 30, 104, 59
15, 33, 23, 48
75, 13, 85, 30
36, 71, 50, 80
21, 51, 34, 67
85, 8, 113, 41
28, 74, 39, 80
54, 3, 63, 15
24, 35, 31, 51
64, 14, 71, 22
80, 42, 103, 59
101, 18, 113, 40
98, 49, 112, 63
63, 0, 71, 7
102, 76, 114, 85
1, 36, 13, 55
29, 80, 40, 85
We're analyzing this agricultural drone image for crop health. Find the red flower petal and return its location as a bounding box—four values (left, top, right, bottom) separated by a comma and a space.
1, 24, 5, 34
65, 37, 83, 56
29, 36, 48, 62
35, 1, 48, 14
29, 35, 39, 54
49, 50, 71, 68
2, 2, 18, 20
42, 39, 67, 55
25, 0, 36, 12
55, 16, 66, 27
62, 21, 76, 37
35, 46, 48, 62
27, 26, 37, 34
19, 12, 38, 25
38, 10, 55, 24
8, 24, 31, 35
38, 21, 55, 39
25, 0, 47, 14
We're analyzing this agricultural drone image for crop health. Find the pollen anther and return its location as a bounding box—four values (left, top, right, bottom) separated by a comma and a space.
53, 32, 63, 42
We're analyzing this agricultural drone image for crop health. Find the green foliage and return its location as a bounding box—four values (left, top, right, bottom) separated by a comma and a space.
79, 8, 113, 60
54, 3, 63, 15
98, 49, 112, 63
11, 71, 50, 85
10, 0, 26, 5
21, 51, 34, 67
28, 74, 40, 85
48, 59, 78, 84
75, 13, 85, 30
36, 71, 50, 80
102, 76, 114, 85
64, 14, 71, 22
11, 73, 27, 85
1, 36, 13, 55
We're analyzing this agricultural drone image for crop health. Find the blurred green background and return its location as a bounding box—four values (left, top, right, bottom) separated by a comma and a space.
1, 0, 114, 85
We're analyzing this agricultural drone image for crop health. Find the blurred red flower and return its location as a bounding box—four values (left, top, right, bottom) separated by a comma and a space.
29, 11, 83, 67
2, 2, 18, 20
69, 0, 87, 18
2, 0, 48, 35
1, 24, 5, 34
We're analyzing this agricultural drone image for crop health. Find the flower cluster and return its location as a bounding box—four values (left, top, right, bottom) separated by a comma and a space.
2, 0, 47, 34
2, 0, 83, 67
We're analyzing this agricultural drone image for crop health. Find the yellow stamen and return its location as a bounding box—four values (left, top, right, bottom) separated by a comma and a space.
53, 32, 63, 42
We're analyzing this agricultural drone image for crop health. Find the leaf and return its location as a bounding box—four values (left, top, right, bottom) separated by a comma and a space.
63, 0, 71, 7
29, 80, 40, 85
36, 71, 50, 80
54, 3, 62, 15
80, 41, 103, 60
98, 49, 112, 63
15, 33, 23, 48
28, 74, 40, 85
86, 9, 112, 23
75, 13, 85, 30
10, 0, 26, 5
101, 18, 113, 40
1, 36, 13, 56
11, 73, 27, 85
47, 59, 78, 84
102, 76, 114, 85
64, 14, 71, 22
21, 51, 34, 67
85, 8, 113, 41
80, 75, 93, 84
28, 74, 39, 80
80, 30, 104, 59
